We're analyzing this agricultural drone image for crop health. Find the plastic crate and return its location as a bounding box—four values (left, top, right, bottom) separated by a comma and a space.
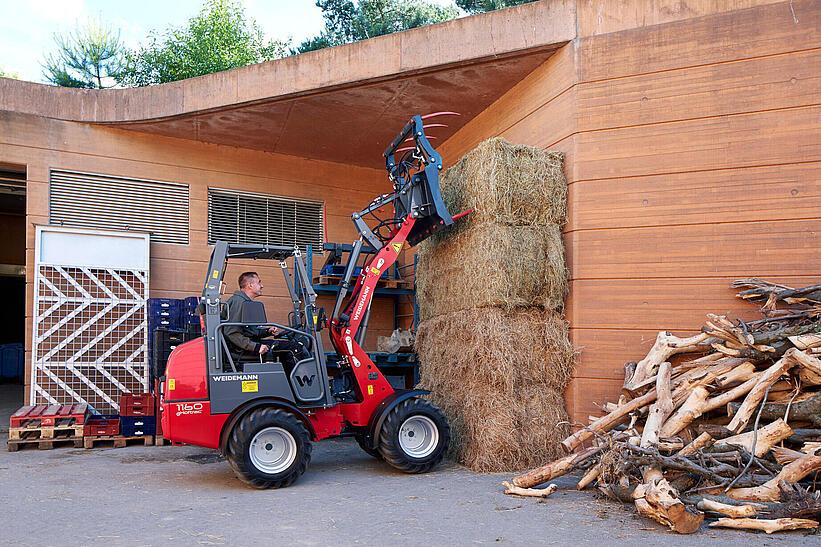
121, 416, 156, 437
0, 343, 24, 381
148, 298, 183, 330
183, 296, 201, 325
84, 418, 120, 437
120, 394, 155, 416
152, 328, 186, 378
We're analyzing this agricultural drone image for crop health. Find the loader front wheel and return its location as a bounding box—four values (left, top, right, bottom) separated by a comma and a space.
227, 408, 312, 489
379, 398, 450, 473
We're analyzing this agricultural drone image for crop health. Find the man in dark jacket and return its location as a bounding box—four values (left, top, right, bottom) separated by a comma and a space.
224, 271, 306, 367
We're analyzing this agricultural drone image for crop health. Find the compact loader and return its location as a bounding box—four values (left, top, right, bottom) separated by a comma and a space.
160, 114, 468, 488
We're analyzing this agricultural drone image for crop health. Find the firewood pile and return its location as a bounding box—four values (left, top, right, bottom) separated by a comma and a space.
505, 279, 821, 535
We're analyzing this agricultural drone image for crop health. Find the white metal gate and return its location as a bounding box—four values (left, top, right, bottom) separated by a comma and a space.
31, 226, 150, 413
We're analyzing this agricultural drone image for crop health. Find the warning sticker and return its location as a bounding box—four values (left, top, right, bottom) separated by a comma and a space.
391, 242, 403, 254
212, 269, 220, 279
242, 380, 259, 393
367, 385, 374, 395
370, 267, 381, 275
168, 378, 176, 391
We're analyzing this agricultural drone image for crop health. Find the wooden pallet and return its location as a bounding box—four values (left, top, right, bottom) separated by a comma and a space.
83, 435, 155, 449
10, 404, 88, 428
7, 429, 83, 452
8, 424, 84, 441
154, 435, 171, 446
313, 275, 412, 290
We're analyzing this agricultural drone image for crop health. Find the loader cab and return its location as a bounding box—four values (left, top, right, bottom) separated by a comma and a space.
201, 242, 335, 412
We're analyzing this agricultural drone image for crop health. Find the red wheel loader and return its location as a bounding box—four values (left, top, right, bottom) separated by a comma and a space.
160, 114, 468, 488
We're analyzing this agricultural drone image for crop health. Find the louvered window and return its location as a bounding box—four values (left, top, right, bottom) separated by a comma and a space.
49, 170, 189, 244
208, 188, 325, 252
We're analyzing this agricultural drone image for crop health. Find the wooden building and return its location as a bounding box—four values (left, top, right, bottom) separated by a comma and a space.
0, 0, 818, 424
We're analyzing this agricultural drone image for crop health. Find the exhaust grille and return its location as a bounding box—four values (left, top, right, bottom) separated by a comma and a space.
208, 188, 325, 252
49, 170, 189, 244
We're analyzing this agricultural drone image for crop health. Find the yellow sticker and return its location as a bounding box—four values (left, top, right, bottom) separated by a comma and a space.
391, 242, 403, 254
367, 385, 374, 395
212, 269, 220, 279
168, 378, 176, 391
370, 267, 381, 275
242, 380, 259, 393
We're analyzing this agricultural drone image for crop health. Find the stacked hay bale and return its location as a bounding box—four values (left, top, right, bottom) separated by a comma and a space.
415, 138, 573, 472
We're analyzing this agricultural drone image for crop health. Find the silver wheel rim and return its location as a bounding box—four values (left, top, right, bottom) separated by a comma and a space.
249, 427, 297, 474
398, 415, 439, 458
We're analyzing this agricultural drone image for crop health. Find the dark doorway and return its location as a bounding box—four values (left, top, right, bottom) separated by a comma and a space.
0, 164, 26, 421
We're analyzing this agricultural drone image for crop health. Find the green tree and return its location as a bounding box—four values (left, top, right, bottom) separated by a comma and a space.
121, 0, 288, 86
0, 68, 21, 79
42, 20, 126, 88
456, 0, 537, 13
296, 0, 459, 53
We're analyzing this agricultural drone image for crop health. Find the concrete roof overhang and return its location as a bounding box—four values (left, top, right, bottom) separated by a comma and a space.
0, 1, 575, 168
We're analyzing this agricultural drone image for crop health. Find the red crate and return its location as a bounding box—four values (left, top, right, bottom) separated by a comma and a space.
10, 404, 89, 428
83, 419, 120, 437
120, 394, 155, 416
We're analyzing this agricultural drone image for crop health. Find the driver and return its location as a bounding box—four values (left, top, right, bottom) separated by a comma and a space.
225, 271, 307, 367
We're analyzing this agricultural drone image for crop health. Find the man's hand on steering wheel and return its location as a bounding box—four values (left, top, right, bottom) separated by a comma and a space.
268, 326, 281, 336
258, 343, 270, 355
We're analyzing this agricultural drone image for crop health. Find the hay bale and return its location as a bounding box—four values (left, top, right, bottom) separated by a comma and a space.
436, 138, 566, 240
416, 223, 567, 320
416, 307, 574, 471
416, 307, 575, 393
421, 382, 570, 473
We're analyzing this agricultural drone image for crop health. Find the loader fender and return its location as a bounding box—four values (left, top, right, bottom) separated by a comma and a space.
219, 397, 316, 454
364, 389, 431, 451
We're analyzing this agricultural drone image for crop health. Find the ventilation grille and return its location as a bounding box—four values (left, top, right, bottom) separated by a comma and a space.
208, 188, 324, 251
49, 170, 189, 244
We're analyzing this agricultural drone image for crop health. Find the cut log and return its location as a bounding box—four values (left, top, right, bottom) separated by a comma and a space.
502, 482, 557, 498
696, 499, 759, 518
709, 517, 819, 534
728, 455, 821, 502
633, 479, 704, 534
512, 446, 600, 488
576, 463, 601, 491
726, 356, 795, 433
562, 390, 657, 453
789, 333, 821, 350
771, 446, 806, 466
641, 362, 673, 449
623, 332, 713, 392
660, 373, 760, 437
713, 419, 793, 457
729, 391, 821, 428
679, 432, 715, 457
792, 348, 821, 386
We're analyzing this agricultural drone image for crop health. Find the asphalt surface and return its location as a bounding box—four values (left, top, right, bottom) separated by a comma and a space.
0, 385, 817, 546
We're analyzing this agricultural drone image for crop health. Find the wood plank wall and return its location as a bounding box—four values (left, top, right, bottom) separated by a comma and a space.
437, 0, 821, 425
0, 111, 394, 400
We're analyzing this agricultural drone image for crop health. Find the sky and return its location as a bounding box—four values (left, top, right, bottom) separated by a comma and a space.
0, 0, 461, 83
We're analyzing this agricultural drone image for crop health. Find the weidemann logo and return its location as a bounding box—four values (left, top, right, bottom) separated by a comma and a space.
213, 374, 258, 382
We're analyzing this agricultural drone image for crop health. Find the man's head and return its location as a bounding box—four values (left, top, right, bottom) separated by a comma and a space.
239, 271, 263, 298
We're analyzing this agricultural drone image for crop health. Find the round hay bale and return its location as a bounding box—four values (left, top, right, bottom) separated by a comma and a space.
435, 137, 566, 241
416, 222, 567, 320
416, 307, 575, 397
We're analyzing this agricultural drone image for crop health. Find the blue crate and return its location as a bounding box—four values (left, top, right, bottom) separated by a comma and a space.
182, 296, 200, 325
0, 343, 24, 381
121, 416, 156, 437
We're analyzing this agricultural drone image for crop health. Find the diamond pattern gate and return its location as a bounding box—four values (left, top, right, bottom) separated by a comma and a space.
31, 227, 150, 413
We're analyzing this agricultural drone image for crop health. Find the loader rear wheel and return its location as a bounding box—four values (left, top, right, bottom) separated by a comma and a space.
227, 407, 312, 489
378, 398, 449, 473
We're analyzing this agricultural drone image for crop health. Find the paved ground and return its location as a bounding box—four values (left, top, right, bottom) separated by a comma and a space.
0, 386, 816, 546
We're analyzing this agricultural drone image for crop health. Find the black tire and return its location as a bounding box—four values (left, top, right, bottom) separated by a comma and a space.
226, 407, 312, 489
355, 433, 383, 460
378, 398, 450, 473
